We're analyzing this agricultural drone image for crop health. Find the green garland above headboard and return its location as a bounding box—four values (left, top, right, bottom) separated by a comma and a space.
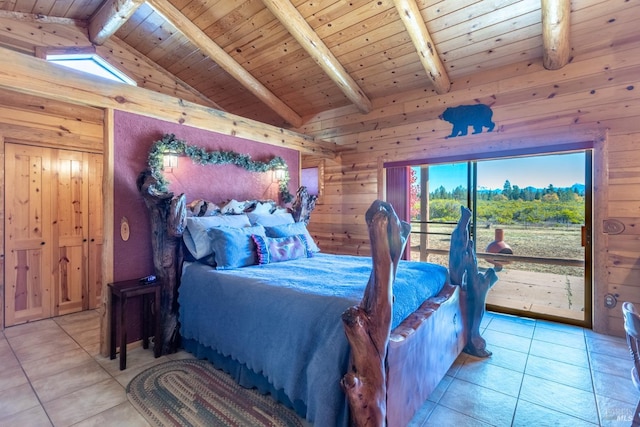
148, 133, 293, 202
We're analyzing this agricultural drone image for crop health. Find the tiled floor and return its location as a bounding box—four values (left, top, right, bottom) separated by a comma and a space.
0, 309, 636, 426
411, 311, 637, 427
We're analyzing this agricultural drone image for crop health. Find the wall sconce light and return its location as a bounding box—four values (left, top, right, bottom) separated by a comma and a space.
274, 166, 286, 181
163, 152, 179, 170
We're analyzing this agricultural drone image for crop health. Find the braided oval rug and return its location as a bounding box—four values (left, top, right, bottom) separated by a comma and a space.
126, 359, 305, 427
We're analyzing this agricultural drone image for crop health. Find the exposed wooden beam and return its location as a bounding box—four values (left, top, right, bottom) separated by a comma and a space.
0, 9, 86, 26
392, 0, 451, 94
541, 0, 571, 70
146, 0, 303, 128
0, 47, 336, 158
0, 12, 222, 110
89, 0, 144, 45
262, 0, 372, 115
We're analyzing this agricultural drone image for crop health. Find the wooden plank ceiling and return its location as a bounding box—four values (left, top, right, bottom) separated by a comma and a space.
0, 0, 580, 129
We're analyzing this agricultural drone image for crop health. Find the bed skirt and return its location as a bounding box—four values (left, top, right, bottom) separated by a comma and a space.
181, 286, 464, 427
181, 338, 310, 420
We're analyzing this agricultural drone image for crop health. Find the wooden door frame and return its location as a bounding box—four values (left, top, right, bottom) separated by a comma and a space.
99, 108, 115, 356
0, 135, 4, 330
591, 131, 608, 334
471, 151, 593, 327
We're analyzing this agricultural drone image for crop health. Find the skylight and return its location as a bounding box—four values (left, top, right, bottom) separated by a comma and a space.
46, 53, 137, 86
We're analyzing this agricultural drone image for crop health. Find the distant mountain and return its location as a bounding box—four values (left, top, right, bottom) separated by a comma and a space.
478, 183, 586, 194
571, 183, 586, 194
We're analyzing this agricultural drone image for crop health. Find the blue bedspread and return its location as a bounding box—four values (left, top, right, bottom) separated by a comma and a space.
178, 253, 448, 426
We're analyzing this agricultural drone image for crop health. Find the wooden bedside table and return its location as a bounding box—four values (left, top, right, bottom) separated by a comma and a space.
109, 279, 162, 370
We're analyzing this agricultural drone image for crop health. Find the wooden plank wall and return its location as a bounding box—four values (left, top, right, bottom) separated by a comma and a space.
606, 133, 640, 336
301, 34, 640, 337
0, 89, 104, 329
0, 88, 104, 153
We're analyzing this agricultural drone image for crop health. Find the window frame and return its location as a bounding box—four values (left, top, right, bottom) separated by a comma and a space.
36, 47, 136, 86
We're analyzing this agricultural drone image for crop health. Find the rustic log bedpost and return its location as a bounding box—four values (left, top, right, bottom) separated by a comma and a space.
449, 206, 499, 358
290, 186, 317, 224
341, 200, 411, 427
137, 170, 186, 355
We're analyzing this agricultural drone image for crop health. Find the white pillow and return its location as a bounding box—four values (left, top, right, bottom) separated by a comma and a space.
183, 214, 251, 259
251, 201, 275, 215
247, 212, 295, 227
220, 199, 248, 215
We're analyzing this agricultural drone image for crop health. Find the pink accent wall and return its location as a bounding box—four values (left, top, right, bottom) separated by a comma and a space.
301, 167, 319, 196
113, 110, 299, 281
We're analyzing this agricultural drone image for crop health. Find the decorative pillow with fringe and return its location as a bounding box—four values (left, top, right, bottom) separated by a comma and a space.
251, 234, 312, 264
264, 222, 320, 253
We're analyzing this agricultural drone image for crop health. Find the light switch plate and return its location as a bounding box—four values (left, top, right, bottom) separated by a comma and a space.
604, 293, 617, 309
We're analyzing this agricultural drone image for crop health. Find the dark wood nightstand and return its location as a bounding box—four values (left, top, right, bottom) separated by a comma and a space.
109, 279, 162, 370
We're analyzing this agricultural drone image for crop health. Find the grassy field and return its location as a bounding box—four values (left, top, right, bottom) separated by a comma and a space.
410, 223, 584, 277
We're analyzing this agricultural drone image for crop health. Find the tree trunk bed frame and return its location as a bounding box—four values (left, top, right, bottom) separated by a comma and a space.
137, 170, 493, 427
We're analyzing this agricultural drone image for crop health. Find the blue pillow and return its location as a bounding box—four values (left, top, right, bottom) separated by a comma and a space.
183, 214, 251, 259
252, 234, 312, 264
264, 222, 320, 253
208, 225, 266, 269
247, 212, 295, 227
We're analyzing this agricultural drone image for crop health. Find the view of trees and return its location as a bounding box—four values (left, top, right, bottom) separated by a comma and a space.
410, 170, 585, 225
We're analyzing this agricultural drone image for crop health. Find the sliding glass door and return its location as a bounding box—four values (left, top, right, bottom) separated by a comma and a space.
408, 151, 591, 326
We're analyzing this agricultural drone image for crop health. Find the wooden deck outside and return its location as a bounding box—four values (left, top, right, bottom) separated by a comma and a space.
485, 268, 586, 322
409, 247, 586, 323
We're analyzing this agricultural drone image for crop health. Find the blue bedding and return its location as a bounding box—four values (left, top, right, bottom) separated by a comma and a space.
178, 253, 448, 426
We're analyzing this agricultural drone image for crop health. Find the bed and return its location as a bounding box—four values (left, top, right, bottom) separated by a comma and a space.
137, 171, 496, 426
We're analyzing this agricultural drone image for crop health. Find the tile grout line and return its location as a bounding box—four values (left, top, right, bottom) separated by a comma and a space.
56, 312, 140, 427
51, 314, 129, 425
583, 327, 603, 426
8, 313, 113, 426
3, 326, 57, 426
509, 317, 536, 427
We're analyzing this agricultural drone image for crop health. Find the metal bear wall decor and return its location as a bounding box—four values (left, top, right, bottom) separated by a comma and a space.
439, 104, 495, 138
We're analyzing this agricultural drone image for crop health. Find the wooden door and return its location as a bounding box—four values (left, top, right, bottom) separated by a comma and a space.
5, 144, 103, 325
5, 144, 54, 325
52, 149, 88, 316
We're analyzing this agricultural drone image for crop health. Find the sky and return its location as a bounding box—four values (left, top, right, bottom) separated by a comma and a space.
424, 152, 585, 191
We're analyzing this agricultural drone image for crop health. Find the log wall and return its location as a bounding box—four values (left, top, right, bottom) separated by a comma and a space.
301, 36, 640, 337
